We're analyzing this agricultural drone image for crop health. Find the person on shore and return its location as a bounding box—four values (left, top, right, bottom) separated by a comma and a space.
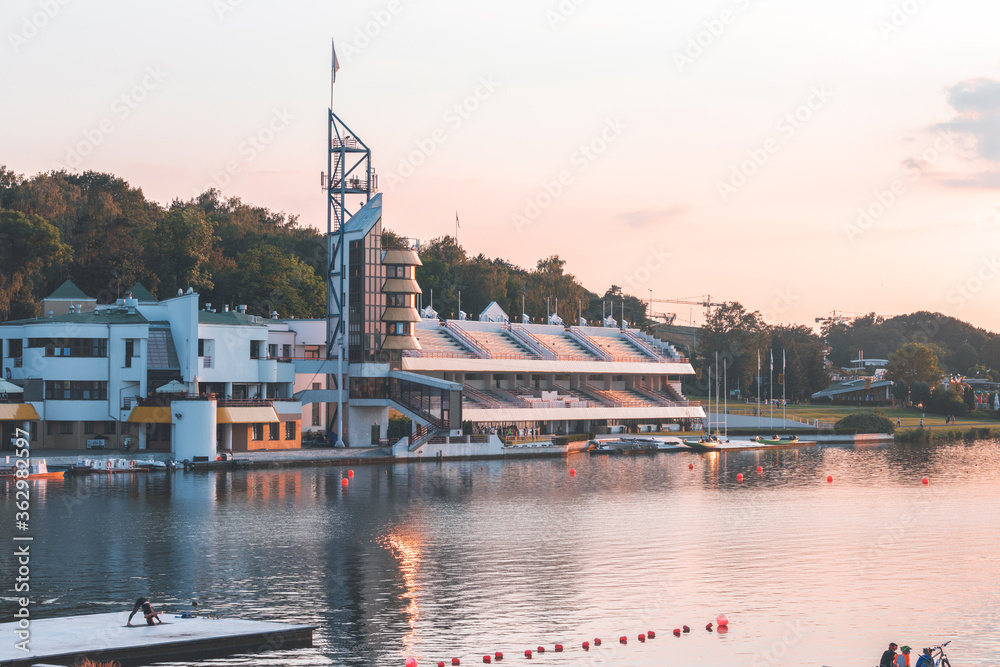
880, 642, 898, 667
894, 645, 912, 666
914, 648, 934, 667
127, 597, 164, 626
919, 418, 924, 427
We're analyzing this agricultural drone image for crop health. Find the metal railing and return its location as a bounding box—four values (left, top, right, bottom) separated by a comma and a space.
508, 325, 557, 360
443, 322, 492, 358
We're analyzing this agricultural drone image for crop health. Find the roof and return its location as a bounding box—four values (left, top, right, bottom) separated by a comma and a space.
46, 280, 91, 300
217, 406, 279, 424
0, 404, 41, 421
198, 311, 267, 326
128, 283, 158, 302
812, 379, 893, 399
341, 193, 383, 235
0, 310, 148, 326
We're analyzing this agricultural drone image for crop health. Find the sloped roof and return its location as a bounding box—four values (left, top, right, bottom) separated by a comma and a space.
128, 283, 158, 302
46, 280, 91, 300
341, 193, 383, 235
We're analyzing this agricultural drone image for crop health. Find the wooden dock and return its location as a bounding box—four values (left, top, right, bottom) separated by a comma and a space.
0, 612, 316, 666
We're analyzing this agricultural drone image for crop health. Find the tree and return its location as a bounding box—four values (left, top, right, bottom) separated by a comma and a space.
768, 324, 830, 401
910, 381, 931, 407
886, 343, 942, 386
963, 385, 977, 413
217, 243, 325, 319
949, 342, 978, 374
144, 206, 216, 295
0, 210, 73, 320
980, 336, 1000, 372
697, 302, 770, 397
892, 378, 909, 404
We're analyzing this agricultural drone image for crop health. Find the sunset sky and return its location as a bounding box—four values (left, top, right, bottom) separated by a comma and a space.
4, 0, 1000, 331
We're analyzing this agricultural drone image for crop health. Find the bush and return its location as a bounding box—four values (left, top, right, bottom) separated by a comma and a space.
387, 414, 412, 440
834, 411, 895, 434
552, 432, 595, 446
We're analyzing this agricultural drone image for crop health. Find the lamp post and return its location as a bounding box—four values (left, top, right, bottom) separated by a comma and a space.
335, 333, 345, 448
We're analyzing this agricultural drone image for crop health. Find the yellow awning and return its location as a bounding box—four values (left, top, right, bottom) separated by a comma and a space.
217, 407, 279, 424
127, 406, 172, 423
0, 404, 41, 421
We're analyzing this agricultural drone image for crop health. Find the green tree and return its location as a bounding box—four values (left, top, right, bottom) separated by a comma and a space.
697, 302, 770, 397
144, 206, 216, 295
886, 342, 942, 386
768, 324, 830, 401
980, 336, 1000, 372
910, 381, 931, 407
0, 210, 73, 320
218, 243, 325, 319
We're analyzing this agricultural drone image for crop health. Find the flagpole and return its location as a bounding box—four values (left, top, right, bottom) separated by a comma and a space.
769, 349, 774, 431
715, 352, 719, 437
782, 348, 786, 429
724, 357, 728, 440
757, 349, 761, 430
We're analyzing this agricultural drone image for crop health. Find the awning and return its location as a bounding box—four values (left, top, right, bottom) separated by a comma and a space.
217, 407, 279, 424
0, 404, 41, 421
127, 406, 172, 423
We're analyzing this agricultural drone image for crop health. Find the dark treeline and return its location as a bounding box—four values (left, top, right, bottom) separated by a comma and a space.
0, 167, 326, 320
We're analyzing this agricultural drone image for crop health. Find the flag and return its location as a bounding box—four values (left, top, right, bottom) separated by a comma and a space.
332, 41, 340, 83
456, 211, 460, 228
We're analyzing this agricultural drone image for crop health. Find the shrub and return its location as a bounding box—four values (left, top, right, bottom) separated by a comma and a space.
834, 411, 895, 434
552, 432, 595, 446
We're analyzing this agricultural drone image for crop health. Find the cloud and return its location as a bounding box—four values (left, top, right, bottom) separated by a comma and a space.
929, 77, 1000, 187
616, 206, 687, 228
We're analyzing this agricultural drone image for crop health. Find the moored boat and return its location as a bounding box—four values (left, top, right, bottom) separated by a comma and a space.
0, 458, 65, 480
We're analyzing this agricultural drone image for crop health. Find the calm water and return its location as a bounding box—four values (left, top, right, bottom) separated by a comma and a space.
3, 441, 1000, 666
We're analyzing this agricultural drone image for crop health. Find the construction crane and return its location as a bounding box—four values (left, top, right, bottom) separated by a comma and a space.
814, 310, 860, 326
646, 295, 724, 325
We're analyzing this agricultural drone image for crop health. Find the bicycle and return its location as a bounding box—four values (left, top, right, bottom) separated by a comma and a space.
925, 641, 952, 667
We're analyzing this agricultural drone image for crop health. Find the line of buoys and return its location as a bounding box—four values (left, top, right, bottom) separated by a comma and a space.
619, 636, 627, 644
594, 638, 602, 646
673, 628, 680, 636
638, 633, 646, 642
647, 630, 655, 638
536, 646, 545, 653
482, 656, 490, 663
689, 463, 694, 469
682, 625, 690, 633
453, 659, 460, 665
582, 641, 590, 650
494, 651, 503, 661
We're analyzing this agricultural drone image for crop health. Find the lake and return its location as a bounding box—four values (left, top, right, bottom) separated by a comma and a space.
3, 440, 999, 666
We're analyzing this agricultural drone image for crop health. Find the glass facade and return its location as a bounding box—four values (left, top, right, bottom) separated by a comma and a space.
348, 221, 387, 363
350, 376, 455, 429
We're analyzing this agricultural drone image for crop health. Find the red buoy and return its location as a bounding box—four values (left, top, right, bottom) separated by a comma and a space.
689, 463, 694, 469
569, 468, 576, 476
922, 477, 929, 484
536, 646, 544, 653
826, 475, 833, 483
341, 478, 349, 487
594, 638, 602, 646
706, 622, 714, 631
682, 625, 690, 633
647, 630, 656, 638
348, 469, 354, 478
673, 628, 681, 636
452, 660, 460, 666
494, 652, 503, 660
438, 662, 445, 667
638, 633, 646, 642
757, 466, 763, 473
620, 636, 628, 644
554, 644, 563, 652
582, 641, 590, 650
482, 657, 490, 664
736, 473, 743, 482
524, 650, 532, 658
717, 614, 729, 627
405, 659, 417, 667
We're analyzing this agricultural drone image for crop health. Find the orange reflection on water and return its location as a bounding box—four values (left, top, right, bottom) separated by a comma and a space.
382, 531, 424, 649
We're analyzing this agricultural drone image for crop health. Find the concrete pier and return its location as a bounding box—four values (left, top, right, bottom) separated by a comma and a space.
0, 612, 315, 666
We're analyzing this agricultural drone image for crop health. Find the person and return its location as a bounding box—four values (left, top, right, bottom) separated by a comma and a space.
127, 597, 164, 626
895, 645, 912, 666
896, 418, 901, 427
919, 418, 924, 427
880, 642, 898, 667
914, 648, 934, 667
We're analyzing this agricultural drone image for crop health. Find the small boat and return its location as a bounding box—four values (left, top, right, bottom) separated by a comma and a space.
752, 435, 799, 445
0, 458, 65, 480
77, 458, 152, 473
683, 435, 722, 450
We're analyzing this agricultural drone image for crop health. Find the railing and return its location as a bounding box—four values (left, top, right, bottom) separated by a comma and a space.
443, 323, 491, 358
566, 329, 613, 361
508, 326, 557, 360
201, 355, 213, 369
722, 408, 834, 429
403, 349, 475, 359
621, 329, 665, 361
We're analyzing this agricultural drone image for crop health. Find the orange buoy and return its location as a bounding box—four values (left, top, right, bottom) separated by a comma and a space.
717, 614, 729, 627
638, 633, 646, 642
922, 477, 929, 484
826, 475, 833, 483
647, 630, 656, 638
756, 466, 763, 473
348, 469, 354, 478
569, 468, 576, 476
341, 478, 349, 487
736, 473, 743, 482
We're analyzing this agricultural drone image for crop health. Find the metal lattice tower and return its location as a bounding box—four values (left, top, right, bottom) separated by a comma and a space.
325, 110, 376, 355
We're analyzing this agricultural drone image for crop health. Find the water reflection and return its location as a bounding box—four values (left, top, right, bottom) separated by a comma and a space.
1, 442, 999, 666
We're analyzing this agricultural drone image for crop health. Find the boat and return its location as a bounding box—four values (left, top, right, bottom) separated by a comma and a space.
751, 435, 799, 445
683, 435, 722, 450
0, 458, 65, 480
76, 458, 156, 473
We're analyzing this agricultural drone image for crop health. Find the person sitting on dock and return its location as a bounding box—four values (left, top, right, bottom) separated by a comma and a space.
127, 597, 164, 626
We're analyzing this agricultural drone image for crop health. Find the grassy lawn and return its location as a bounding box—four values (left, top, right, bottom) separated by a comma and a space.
690, 395, 1000, 429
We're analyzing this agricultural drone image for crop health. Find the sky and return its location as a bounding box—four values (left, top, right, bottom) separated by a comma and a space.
3, 0, 1000, 332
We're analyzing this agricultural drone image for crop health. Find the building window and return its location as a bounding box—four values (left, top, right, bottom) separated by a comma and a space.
311, 382, 321, 426
250, 340, 263, 359
304, 346, 320, 360
104, 421, 116, 434
84, 422, 95, 435
125, 339, 135, 368
268, 423, 279, 440
29, 338, 107, 358
282, 344, 291, 358
252, 423, 263, 440
45, 381, 108, 400
268, 344, 278, 359
30, 422, 37, 441
60, 422, 74, 435
285, 421, 296, 440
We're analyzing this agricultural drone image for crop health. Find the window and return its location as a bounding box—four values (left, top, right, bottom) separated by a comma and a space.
104, 421, 116, 434
9, 339, 23, 359
29, 338, 107, 357
198, 339, 206, 356
282, 344, 291, 359
304, 346, 320, 360
285, 421, 296, 440
125, 339, 135, 368
311, 382, 321, 426
30, 422, 37, 441
268, 344, 277, 359
252, 423, 263, 440
59, 422, 74, 435
250, 340, 263, 359
45, 381, 108, 400
268, 423, 279, 440
83, 422, 95, 434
